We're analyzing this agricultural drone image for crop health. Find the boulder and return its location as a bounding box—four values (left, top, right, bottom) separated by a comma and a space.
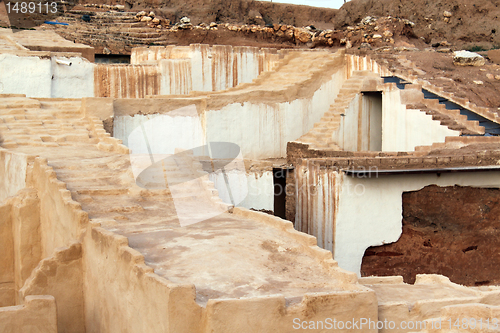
453, 50, 486, 66
141, 16, 152, 22
136, 11, 146, 17
180, 17, 191, 24
294, 28, 312, 43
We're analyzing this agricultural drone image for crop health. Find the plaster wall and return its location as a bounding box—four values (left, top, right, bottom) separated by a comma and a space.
209, 170, 274, 211
295, 163, 500, 276
132, 44, 279, 95
345, 54, 391, 78
332, 93, 383, 151
29, 157, 87, 259
114, 106, 205, 155
0, 54, 93, 98
382, 88, 459, 151
94, 64, 161, 98
204, 67, 345, 159
10, 189, 41, 301
20, 243, 85, 333
114, 64, 346, 160
0, 150, 28, 203
82, 224, 203, 333
0, 202, 14, 307
0, 295, 58, 333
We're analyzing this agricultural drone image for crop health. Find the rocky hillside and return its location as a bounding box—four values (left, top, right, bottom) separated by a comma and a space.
335, 0, 500, 48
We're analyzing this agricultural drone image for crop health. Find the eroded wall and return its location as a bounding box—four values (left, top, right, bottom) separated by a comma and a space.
113, 57, 346, 160
0, 295, 57, 333
362, 185, 500, 286
131, 44, 280, 95
20, 243, 85, 333
94, 64, 161, 98
295, 160, 500, 276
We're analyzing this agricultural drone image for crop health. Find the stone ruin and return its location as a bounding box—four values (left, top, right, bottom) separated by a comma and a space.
1, 26, 500, 333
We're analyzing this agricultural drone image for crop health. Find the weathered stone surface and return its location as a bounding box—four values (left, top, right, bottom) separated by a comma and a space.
361, 185, 500, 286
453, 50, 486, 66
294, 28, 312, 43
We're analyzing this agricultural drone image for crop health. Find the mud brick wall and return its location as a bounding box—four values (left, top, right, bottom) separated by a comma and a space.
361, 185, 500, 286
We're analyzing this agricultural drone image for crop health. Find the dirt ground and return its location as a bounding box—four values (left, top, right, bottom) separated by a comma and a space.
365, 49, 500, 111
335, 0, 500, 49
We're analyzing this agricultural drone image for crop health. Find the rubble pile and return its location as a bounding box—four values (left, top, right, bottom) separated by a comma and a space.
38, 10, 420, 54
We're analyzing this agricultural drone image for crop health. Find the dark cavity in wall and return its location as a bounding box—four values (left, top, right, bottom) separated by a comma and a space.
360, 185, 500, 286
95, 54, 131, 64
273, 167, 289, 220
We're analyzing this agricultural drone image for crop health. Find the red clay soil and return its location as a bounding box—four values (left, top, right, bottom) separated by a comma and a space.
361, 185, 500, 286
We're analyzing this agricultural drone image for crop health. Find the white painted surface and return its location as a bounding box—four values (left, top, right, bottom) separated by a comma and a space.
209, 170, 274, 211
51, 56, 94, 98
205, 68, 345, 159
335, 171, 500, 275
0, 54, 93, 98
114, 106, 205, 155
115, 66, 345, 159
297, 165, 500, 276
134, 45, 280, 95
382, 88, 460, 151
0, 54, 51, 97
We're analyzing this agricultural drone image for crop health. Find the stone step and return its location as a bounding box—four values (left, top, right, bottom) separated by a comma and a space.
0, 98, 41, 109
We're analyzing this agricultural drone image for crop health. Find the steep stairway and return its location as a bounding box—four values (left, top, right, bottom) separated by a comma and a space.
47, 10, 170, 53
0, 95, 352, 306
383, 76, 500, 136
296, 70, 380, 150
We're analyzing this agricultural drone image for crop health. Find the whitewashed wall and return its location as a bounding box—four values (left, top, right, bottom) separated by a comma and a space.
0, 54, 93, 98
132, 44, 280, 95
115, 64, 345, 160
114, 106, 205, 154
205, 68, 346, 159
382, 88, 460, 151
296, 164, 500, 276
209, 170, 274, 211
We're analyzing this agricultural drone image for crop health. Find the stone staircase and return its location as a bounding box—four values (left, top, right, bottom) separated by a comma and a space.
407, 100, 484, 136
48, 10, 169, 53
0, 97, 96, 149
297, 70, 380, 149
295, 70, 490, 152
0, 95, 358, 307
